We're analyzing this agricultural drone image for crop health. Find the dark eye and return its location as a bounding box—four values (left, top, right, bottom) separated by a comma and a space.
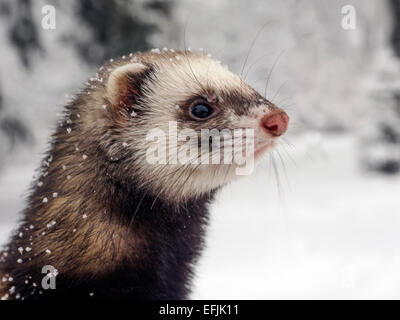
190, 103, 213, 120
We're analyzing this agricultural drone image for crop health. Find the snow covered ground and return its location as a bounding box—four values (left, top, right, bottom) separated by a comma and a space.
0, 154, 39, 246
192, 132, 400, 299
1, 132, 399, 299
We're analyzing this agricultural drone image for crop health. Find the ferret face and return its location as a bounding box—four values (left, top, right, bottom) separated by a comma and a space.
100, 50, 289, 202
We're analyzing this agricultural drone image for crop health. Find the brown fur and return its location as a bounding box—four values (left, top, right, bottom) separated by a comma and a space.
0, 50, 286, 300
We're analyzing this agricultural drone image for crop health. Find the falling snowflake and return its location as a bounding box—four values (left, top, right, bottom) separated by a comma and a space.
46, 221, 56, 228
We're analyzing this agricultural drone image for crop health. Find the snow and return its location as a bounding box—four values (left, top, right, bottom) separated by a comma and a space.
0, 0, 398, 300
0, 160, 37, 246
191, 133, 400, 299
176, 0, 392, 130
0, 133, 399, 298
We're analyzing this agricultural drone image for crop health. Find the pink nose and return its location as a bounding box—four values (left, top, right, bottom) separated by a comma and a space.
262, 112, 289, 136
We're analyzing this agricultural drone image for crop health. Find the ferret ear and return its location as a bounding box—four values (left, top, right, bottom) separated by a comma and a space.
106, 63, 149, 114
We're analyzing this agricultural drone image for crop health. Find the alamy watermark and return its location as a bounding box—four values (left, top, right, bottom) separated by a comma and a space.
145, 122, 256, 175
341, 5, 356, 30
41, 265, 57, 290
41, 5, 56, 30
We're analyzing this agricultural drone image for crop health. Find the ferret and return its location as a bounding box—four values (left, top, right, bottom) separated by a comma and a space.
0, 49, 289, 300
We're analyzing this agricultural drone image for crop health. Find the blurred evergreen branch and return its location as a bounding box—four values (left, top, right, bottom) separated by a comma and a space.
71, 0, 171, 65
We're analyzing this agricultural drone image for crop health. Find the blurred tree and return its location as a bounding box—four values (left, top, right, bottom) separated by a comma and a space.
391, 0, 400, 57
377, 0, 400, 174
0, 0, 173, 159
71, 0, 171, 65
360, 0, 400, 174
0, 80, 30, 157
0, 0, 37, 156
0, 0, 42, 68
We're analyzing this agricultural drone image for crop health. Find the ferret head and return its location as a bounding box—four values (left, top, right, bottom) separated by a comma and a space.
91, 49, 289, 202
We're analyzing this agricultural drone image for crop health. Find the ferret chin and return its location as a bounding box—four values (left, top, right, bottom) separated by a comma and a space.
0, 49, 289, 300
